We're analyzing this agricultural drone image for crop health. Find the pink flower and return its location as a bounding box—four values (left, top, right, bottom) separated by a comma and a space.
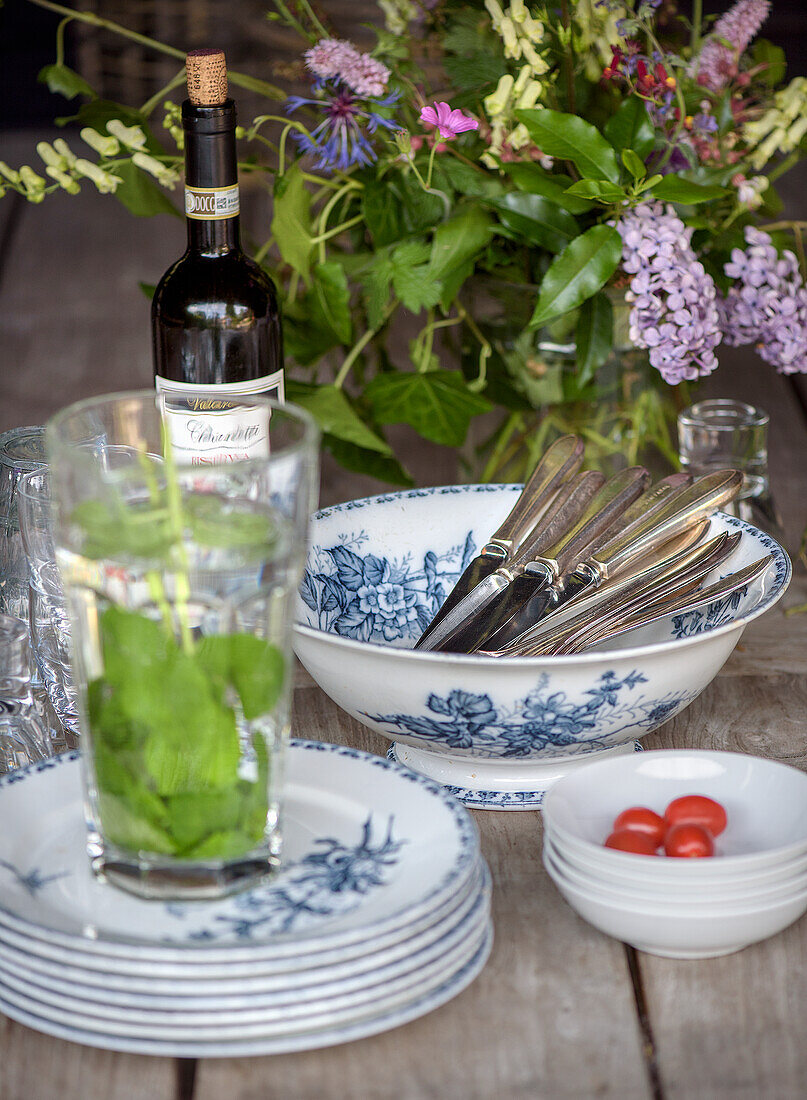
304, 38, 390, 98
696, 0, 770, 91
419, 102, 479, 142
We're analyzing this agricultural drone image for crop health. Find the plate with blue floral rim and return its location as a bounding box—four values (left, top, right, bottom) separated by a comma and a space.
0, 927, 493, 1058
0, 742, 480, 964
0, 881, 490, 1030
0, 861, 488, 997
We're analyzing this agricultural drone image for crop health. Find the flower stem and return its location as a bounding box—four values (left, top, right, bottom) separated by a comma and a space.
691, 0, 703, 52
335, 304, 395, 387
455, 302, 491, 393
139, 68, 187, 118
309, 213, 364, 246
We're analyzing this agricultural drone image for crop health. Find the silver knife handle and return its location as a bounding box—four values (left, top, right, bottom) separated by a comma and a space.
490, 434, 584, 548
591, 469, 743, 579
538, 466, 651, 578
509, 470, 605, 569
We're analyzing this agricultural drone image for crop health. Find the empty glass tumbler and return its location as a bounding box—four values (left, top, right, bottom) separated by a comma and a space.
677, 399, 783, 538
0, 615, 49, 772
17, 470, 80, 747
0, 426, 46, 620
46, 391, 319, 900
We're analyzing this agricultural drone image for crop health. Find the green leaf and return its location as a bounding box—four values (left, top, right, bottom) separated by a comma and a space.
529, 225, 622, 329
285, 381, 392, 455
636, 173, 663, 193
271, 162, 312, 280
502, 164, 595, 214
365, 371, 492, 447
564, 179, 627, 203
113, 160, 180, 218
323, 436, 413, 487
362, 171, 444, 247
227, 71, 284, 100
622, 149, 646, 181
437, 157, 505, 199
575, 292, 613, 387
429, 205, 492, 279
312, 261, 352, 345
488, 193, 579, 252
38, 63, 95, 101
516, 109, 621, 184
603, 96, 655, 160
648, 177, 729, 204
360, 256, 393, 329
751, 40, 786, 86
197, 634, 285, 721
391, 241, 443, 313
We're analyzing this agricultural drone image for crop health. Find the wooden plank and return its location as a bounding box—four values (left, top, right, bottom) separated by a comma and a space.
638, 675, 807, 1099
0, 1016, 177, 1100
193, 687, 650, 1100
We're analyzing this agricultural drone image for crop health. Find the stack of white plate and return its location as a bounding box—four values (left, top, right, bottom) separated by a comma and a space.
0, 740, 492, 1057
542, 750, 807, 959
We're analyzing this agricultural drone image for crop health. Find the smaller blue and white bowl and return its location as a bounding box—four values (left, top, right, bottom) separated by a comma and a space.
294, 485, 790, 810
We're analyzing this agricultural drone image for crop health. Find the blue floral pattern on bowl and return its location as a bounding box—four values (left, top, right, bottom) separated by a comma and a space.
366, 670, 699, 759
300, 530, 476, 644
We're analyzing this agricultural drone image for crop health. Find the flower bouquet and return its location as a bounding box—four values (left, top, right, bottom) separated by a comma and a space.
4, 0, 807, 483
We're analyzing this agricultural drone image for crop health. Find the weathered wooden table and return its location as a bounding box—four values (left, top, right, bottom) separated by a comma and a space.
1, 134, 807, 1099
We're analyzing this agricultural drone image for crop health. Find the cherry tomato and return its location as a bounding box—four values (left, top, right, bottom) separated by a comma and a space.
664, 794, 727, 837
612, 806, 666, 848
664, 822, 715, 858
604, 829, 659, 855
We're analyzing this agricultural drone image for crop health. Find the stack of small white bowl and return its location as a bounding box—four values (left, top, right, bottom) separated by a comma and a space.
542, 749, 807, 958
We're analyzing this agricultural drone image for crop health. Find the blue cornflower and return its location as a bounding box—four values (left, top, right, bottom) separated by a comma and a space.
286, 81, 400, 172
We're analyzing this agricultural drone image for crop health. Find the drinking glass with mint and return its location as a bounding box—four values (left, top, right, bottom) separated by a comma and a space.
46, 391, 319, 901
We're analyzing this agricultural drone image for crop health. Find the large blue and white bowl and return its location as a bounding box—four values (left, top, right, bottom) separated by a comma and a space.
294, 485, 791, 810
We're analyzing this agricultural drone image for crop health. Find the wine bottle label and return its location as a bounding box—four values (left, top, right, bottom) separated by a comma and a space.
155, 372, 285, 465
184, 183, 240, 220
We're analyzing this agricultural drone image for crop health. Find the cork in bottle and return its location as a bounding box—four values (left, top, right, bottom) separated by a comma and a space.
186, 48, 228, 106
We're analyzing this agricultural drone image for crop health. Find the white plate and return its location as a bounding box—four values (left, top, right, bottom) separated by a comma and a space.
0, 866, 490, 1007
0, 925, 493, 1057
0, 741, 479, 961
0, 894, 489, 1030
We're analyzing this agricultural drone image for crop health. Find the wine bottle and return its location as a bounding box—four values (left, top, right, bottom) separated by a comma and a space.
152, 48, 283, 464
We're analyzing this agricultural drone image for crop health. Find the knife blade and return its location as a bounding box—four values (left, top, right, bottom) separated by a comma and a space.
415, 434, 584, 647
414, 470, 605, 652
493, 529, 740, 657
552, 469, 743, 612
432, 465, 651, 653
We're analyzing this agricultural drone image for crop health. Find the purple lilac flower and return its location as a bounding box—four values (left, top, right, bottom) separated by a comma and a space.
719, 226, 807, 374
419, 102, 479, 141
697, 0, 770, 91
616, 202, 722, 384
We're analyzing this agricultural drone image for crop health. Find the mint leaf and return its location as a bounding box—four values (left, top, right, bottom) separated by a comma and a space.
365, 371, 492, 447
197, 633, 285, 721
529, 225, 622, 329
516, 109, 621, 183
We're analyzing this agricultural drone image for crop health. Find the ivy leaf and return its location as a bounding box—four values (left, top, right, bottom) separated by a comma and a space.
564, 179, 627, 204
429, 205, 492, 279
285, 381, 392, 455
312, 261, 352, 345
516, 109, 621, 183
113, 160, 180, 218
323, 436, 414, 487
648, 177, 729, 204
603, 96, 655, 160
365, 371, 492, 447
271, 162, 312, 280
502, 164, 595, 214
575, 292, 613, 388
488, 193, 579, 252
529, 225, 622, 329
362, 172, 444, 247
391, 241, 443, 313
38, 64, 95, 101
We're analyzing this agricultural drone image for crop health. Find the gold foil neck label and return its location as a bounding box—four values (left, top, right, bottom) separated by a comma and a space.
185, 184, 240, 220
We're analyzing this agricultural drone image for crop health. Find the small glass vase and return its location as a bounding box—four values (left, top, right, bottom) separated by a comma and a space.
458, 279, 685, 483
